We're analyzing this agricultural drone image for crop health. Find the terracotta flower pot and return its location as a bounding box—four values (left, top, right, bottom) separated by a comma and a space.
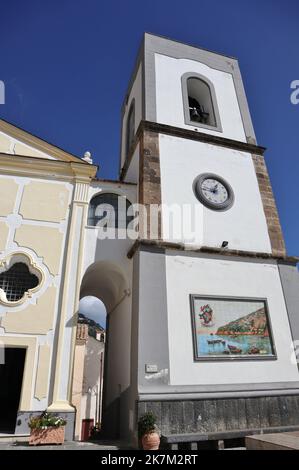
141, 431, 160, 450
29, 426, 65, 445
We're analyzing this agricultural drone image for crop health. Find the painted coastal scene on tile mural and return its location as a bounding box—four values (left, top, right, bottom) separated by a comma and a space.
190, 297, 276, 360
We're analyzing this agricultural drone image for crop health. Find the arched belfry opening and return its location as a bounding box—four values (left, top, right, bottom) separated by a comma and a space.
72, 260, 130, 440
182, 72, 222, 131
187, 77, 216, 126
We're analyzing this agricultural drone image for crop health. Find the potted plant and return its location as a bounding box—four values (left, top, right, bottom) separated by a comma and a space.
89, 422, 101, 441
28, 411, 66, 445
138, 412, 160, 450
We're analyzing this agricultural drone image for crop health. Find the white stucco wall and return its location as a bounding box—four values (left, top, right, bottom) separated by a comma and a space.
80, 336, 104, 425
165, 252, 299, 386
83, 180, 137, 276
155, 53, 246, 142
81, 181, 137, 406
124, 144, 139, 184
159, 134, 272, 253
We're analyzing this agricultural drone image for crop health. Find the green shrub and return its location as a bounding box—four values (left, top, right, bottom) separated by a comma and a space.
138, 412, 157, 438
28, 411, 67, 429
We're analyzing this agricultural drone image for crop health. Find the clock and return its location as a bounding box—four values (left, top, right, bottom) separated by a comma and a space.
193, 173, 234, 211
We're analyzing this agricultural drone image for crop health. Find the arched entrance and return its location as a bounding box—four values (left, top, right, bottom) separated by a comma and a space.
74, 295, 106, 440
80, 261, 129, 313
72, 260, 130, 440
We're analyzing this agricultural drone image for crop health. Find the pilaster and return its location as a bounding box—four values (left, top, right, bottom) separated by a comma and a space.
48, 173, 94, 412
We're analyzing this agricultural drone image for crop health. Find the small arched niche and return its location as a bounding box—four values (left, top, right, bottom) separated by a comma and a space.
182, 72, 222, 131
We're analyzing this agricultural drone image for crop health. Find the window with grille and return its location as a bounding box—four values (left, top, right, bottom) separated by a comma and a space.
88, 193, 133, 228
0, 262, 39, 302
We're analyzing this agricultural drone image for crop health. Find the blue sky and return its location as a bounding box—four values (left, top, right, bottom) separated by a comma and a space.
79, 296, 107, 329
0, 0, 298, 254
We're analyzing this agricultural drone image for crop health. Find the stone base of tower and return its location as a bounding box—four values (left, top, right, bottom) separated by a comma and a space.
137, 395, 299, 448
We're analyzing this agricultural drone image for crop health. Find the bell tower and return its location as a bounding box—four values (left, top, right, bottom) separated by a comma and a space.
120, 33, 286, 256
119, 33, 299, 446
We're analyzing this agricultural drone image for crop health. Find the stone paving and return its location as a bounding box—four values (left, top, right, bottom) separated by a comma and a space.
0, 440, 129, 450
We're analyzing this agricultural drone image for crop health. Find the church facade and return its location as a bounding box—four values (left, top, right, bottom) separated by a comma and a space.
0, 33, 299, 446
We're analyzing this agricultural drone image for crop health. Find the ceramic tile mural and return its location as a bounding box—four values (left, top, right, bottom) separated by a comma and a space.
190, 296, 276, 360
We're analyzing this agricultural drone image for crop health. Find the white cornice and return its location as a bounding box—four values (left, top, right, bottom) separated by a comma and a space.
0, 153, 97, 181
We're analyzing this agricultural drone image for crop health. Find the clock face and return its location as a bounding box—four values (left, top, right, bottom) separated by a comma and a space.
193, 173, 234, 211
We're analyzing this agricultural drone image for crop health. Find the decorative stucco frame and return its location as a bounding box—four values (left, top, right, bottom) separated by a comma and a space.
0, 252, 44, 307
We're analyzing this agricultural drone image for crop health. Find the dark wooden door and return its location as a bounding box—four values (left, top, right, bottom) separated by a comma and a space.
0, 348, 26, 433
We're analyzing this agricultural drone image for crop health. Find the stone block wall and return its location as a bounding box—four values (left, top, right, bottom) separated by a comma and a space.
252, 154, 286, 257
